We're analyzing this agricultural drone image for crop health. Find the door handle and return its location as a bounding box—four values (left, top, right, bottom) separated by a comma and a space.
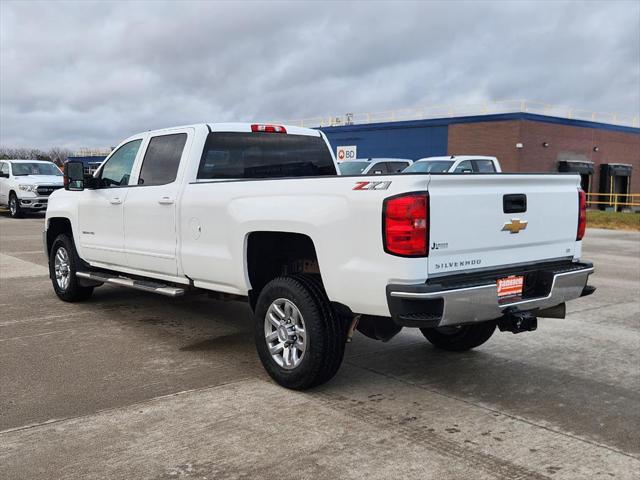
110, 197, 122, 205
158, 196, 174, 205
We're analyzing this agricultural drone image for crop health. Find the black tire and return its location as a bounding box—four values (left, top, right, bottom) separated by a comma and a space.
49, 234, 94, 302
8, 192, 23, 218
420, 321, 496, 352
254, 275, 346, 390
290, 274, 349, 385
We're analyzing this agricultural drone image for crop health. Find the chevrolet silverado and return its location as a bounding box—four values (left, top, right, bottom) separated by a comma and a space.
44, 123, 594, 389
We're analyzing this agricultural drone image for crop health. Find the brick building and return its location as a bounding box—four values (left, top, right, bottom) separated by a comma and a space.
321, 113, 640, 198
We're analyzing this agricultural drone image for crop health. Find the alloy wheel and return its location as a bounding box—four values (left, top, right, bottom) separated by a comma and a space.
54, 246, 71, 291
264, 298, 307, 369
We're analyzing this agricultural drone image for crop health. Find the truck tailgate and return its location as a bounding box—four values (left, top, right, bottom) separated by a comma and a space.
427, 174, 581, 276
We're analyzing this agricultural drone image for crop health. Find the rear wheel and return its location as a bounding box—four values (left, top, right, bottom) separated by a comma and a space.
49, 234, 94, 302
420, 321, 496, 351
8, 193, 23, 218
254, 275, 346, 390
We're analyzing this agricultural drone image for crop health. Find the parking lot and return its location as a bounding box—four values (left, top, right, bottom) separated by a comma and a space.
0, 212, 638, 479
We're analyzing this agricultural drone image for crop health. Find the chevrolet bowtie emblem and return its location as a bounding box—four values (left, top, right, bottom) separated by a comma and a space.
502, 218, 528, 234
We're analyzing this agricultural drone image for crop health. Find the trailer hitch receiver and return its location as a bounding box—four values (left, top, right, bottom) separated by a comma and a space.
498, 310, 538, 334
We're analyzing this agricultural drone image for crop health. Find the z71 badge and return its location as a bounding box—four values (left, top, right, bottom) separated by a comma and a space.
353, 181, 392, 191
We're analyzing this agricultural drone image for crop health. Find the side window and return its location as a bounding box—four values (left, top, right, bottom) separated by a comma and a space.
473, 160, 496, 173
371, 162, 387, 174
0, 162, 8, 175
453, 160, 473, 173
387, 162, 408, 173
100, 140, 142, 187
138, 133, 187, 186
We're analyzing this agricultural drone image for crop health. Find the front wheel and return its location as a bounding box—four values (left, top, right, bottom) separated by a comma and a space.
8, 193, 23, 218
420, 321, 496, 351
49, 234, 94, 302
254, 275, 346, 390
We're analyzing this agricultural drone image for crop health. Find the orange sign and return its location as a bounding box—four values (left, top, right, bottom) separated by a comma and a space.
497, 275, 524, 298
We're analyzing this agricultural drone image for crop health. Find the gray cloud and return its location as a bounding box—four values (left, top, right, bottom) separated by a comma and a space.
1, 0, 638, 148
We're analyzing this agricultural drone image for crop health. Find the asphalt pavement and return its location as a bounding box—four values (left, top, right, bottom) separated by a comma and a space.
1, 212, 638, 479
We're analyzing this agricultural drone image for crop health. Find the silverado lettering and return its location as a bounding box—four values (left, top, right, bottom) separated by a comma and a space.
434, 259, 482, 270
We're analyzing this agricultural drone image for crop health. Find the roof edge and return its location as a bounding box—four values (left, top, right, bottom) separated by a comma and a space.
319, 112, 640, 135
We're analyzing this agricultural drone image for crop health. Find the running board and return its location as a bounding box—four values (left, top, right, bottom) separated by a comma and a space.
76, 271, 186, 297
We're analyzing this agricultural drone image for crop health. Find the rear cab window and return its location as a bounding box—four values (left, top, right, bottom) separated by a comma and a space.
197, 132, 336, 180
473, 159, 497, 173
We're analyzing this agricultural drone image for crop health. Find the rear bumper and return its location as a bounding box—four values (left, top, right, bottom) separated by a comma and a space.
387, 261, 594, 328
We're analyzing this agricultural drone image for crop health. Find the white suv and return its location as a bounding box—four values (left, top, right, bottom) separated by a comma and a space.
0, 160, 64, 218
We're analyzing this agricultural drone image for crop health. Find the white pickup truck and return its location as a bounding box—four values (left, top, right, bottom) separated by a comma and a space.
404, 155, 502, 174
44, 123, 594, 390
0, 160, 64, 217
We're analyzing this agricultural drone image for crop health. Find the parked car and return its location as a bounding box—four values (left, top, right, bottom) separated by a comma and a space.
45, 123, 594, 390
404, 155, 502, 173
338, 158, 412, 175
0, 159, 64, 218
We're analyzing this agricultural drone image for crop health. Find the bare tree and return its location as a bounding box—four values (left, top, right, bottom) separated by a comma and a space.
0, 146, 50, 161
48, 147, 73, 166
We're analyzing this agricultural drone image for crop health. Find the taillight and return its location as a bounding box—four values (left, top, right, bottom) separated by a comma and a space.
251, 124, 287, 133
383, 193, 429, 257
577, 189, 586, 240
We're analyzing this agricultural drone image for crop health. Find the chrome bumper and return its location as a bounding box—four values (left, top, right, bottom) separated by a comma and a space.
387, 262, 594, 328
20, 197, 49, 209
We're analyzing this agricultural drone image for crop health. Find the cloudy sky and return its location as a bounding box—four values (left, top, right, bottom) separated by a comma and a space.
1, 0, 638, 149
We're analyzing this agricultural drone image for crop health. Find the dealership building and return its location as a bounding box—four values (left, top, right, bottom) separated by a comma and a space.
320, 112, 640, 201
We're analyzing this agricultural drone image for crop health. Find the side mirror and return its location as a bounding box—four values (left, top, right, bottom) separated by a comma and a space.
373, 170, 383, 175
64, 161, 85, 191
0, 172, 8, 178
